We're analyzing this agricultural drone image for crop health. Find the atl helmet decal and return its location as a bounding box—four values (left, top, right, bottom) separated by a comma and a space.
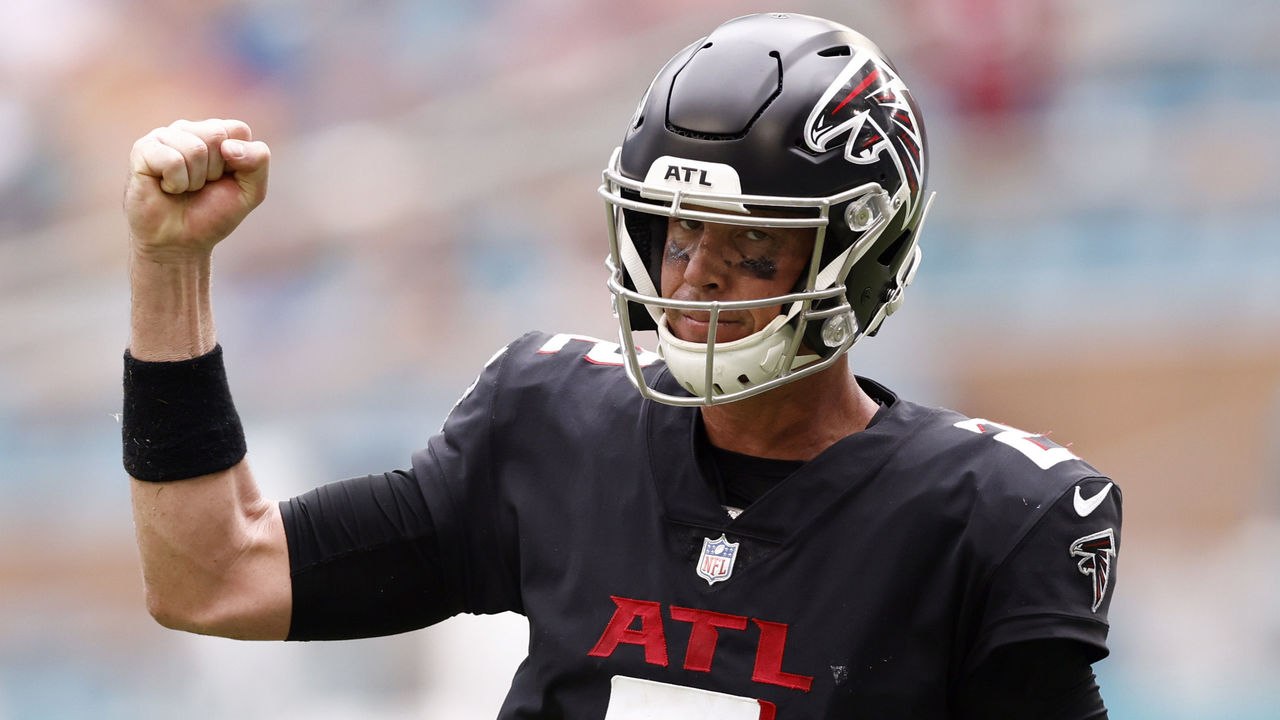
1068, 528, 1116, 613
803, 50, 925, 214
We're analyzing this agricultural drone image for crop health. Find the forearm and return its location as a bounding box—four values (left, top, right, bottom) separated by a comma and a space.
128, 249, 216, 360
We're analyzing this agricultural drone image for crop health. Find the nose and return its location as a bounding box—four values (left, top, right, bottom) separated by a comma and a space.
678, 228, 733, 292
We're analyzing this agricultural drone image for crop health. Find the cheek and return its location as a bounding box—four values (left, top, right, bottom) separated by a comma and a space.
775, 247, 812, 291
747, 304, 781, 333
660, 270, 676, 298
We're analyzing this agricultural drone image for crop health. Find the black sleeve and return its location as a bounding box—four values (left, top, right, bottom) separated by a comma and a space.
279, 338, 521, 640
969, 477, 1122, 669
953, 640, 1108, 720
280, 469, 462, 641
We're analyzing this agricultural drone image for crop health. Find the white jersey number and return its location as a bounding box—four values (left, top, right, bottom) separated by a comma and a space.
953, 418, 1080, 470
604, 676, 774, 720
538, 333, 659, 367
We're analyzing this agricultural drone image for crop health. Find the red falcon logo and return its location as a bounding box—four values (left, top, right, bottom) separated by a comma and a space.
1069, 528, 1116, 613
803, 50, 925, 214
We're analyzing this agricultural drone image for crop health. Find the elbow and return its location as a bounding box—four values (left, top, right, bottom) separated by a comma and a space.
143, 584, 203, 633
142, 579, 228, 636
141, 578, 290, 641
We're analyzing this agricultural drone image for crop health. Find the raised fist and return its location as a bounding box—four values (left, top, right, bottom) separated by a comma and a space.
125, 118, 270, 260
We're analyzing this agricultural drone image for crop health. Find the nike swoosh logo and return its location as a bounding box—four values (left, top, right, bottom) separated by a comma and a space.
1073, 482, 1114, 517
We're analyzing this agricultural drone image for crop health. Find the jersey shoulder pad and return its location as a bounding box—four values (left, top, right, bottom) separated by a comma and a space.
920, 408, 1107, 499
917, 407, 1119, 546
436, 330, 652, 461
883, 403, 1119, 544
503, 331, 656, 380
463, 331, 654, 412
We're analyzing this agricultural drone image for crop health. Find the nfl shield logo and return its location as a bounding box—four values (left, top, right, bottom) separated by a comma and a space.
697, 534, 740, 585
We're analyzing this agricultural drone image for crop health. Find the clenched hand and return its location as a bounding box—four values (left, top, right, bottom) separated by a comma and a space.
125, 118, 270, 260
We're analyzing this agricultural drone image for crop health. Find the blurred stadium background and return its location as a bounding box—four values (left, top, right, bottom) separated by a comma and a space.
1, 0, 1277, 717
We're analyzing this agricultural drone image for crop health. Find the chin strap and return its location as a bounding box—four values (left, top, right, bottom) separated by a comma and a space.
617, 215, 664, 326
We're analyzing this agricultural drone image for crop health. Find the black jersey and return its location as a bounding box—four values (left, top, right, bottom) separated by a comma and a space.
282, 331, 1121, 719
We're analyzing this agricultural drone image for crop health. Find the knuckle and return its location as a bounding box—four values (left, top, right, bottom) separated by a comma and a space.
199, 118, 231, 144
224, 119, 252, 140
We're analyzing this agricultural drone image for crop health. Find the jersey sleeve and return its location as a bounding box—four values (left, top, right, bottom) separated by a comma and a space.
282, 469, 458, 640
409, 337, 525, 615
281, 337, 525, 640
968, 476, 1122, 670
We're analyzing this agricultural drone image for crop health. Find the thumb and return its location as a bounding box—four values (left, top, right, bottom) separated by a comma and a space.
220, 139, 270, 205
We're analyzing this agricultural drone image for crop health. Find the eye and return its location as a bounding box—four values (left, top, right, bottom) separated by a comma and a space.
743, 229, 770, 242
677, 219, 703, 232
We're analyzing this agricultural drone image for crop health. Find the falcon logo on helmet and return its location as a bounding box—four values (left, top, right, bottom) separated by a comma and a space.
804, 52, 925, 213
1069, 528, 1117, 613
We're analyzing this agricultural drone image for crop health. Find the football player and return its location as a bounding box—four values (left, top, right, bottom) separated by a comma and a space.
122, 13, 1120, 719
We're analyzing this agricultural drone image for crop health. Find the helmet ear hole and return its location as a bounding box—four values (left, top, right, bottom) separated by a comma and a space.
877, 229, 913, 266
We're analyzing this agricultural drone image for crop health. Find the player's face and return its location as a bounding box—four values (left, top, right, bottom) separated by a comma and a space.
660, 214, 816, 344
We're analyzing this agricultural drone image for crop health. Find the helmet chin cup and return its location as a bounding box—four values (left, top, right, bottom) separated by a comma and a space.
656, 313, 816, 398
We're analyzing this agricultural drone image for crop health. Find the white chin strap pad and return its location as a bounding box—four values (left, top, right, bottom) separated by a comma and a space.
617, 212, 664, 326
656, 314, 819, 397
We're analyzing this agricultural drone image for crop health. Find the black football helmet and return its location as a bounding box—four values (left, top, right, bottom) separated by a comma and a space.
601, 12, 934, 405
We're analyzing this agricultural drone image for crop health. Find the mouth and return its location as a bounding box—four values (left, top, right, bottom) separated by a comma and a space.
666, 310, 748, 343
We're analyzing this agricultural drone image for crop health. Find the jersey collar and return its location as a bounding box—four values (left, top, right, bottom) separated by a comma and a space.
642, 372, 922, 546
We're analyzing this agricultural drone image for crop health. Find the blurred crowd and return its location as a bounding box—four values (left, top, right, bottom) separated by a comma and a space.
0, 0, 1277, 718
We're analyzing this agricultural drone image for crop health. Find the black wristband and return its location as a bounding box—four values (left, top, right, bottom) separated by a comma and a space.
122, 344, 247, 482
